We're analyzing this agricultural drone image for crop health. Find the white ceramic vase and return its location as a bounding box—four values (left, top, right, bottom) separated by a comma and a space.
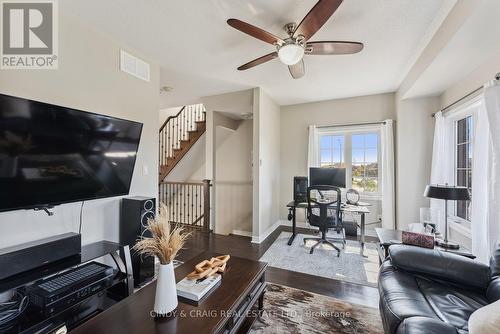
154, 262, 178, 315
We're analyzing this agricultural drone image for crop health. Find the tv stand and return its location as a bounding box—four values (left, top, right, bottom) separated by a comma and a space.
0, 241, 134, 333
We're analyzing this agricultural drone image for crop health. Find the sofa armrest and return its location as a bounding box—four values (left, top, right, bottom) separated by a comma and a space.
389, 245, 490, 290
396, 317, 458, 334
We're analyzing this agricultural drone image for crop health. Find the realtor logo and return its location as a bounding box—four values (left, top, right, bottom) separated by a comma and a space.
1, 0, 58, 69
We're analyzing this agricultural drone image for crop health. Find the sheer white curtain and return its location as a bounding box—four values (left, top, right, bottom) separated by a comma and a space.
471, 80, 500, 264
307, 125, 319, 168
430, 111, 449, 233
381, 120, 395, 229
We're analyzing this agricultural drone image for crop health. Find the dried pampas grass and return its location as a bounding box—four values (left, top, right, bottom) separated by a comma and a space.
132, 203, 191, 265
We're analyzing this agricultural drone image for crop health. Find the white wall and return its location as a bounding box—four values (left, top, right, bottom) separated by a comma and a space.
159, 107, 182, 126
279, 93, 396, 224
0, 15, 159, 247
252, 88, 281, 242
395, 95, 439, 230
165, 134, 206, 182
215, 120, 253, 235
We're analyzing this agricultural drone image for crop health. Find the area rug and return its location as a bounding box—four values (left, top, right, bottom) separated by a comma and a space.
259, 232, 379, 286
250, 283, 383, 334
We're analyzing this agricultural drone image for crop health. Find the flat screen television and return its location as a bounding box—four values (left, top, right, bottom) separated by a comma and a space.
0, 93, 143, 212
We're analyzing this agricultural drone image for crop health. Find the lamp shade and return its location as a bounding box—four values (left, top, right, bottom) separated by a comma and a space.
424, 185, 471, 201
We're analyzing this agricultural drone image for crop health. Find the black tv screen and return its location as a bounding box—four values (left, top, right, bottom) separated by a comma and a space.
0, 93, 143, 212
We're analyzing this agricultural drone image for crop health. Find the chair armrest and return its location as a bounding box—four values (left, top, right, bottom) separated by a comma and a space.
389, 244, 490, 290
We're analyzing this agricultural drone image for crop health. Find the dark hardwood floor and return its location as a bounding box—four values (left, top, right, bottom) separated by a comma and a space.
178, 225, 380, 308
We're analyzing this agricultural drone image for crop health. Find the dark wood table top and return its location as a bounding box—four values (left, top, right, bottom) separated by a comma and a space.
374, 227, 475, 258
71, 251, 267, 334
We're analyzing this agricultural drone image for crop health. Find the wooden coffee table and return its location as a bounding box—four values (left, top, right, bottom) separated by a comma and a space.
375, 228, 475, 264
71, 251, 267, 334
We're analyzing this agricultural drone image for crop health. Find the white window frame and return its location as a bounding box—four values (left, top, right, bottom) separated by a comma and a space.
443, 97, 481, 231
316, 124, 382, 200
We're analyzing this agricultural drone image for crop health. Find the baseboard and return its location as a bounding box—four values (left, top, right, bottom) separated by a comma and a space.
251, 220, 281, 244
232, 230, 252, 237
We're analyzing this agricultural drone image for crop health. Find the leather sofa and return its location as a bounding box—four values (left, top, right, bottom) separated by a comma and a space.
378, 244, 500, 334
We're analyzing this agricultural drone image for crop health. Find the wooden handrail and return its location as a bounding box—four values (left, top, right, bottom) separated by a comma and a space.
159, 106, 185, 132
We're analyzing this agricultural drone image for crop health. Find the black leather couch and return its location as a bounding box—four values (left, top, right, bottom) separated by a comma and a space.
378, 244, 500, 334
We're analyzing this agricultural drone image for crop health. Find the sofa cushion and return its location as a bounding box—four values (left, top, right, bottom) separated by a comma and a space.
379, 260, 489, 333
416, 276, 488, 332
396, 317, 458, 334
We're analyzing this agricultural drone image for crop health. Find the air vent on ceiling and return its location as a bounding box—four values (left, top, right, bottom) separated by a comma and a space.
120, 49, 150, 82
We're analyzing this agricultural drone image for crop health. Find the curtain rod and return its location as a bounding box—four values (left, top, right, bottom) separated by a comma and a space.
432, 71, 500, 117
316, 120, 389, 129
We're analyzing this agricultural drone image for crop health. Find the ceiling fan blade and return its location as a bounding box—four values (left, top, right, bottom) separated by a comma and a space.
238, 52, 278, 71
305, 41, 363, 55
227, 19, 284, 45
288, 60, 305, 79
294, 0, 343, 41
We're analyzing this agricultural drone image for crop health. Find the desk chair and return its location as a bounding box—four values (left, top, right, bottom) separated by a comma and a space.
304, 185, 344, 256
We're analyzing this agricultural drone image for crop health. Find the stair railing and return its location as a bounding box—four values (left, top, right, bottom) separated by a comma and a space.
158, 179, 211, 231
159, 104, 206, 168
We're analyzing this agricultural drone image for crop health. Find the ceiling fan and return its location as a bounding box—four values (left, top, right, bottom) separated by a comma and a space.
227, 0, 363, 79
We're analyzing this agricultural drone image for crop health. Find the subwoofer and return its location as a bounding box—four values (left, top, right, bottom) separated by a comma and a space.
120, 196, 156, 287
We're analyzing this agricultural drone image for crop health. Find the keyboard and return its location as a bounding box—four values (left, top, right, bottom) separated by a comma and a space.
28, 262, 115, 315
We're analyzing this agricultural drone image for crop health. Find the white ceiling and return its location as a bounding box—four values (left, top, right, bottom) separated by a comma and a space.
62, 0, 452, 107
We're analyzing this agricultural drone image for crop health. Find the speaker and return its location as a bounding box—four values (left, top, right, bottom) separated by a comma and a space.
120, 196, 156, 287
293, 177, 308, 204
0, 233, 81, 280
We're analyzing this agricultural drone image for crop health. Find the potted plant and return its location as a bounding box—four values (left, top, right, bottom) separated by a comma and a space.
132, 204, 191, 316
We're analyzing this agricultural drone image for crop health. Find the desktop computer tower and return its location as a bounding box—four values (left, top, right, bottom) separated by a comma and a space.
293, 177, 308, 204
120, 197, 156, 287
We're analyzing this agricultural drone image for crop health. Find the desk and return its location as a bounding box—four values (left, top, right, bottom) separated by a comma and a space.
286, 201, 370, 256
72, 252, 267, 334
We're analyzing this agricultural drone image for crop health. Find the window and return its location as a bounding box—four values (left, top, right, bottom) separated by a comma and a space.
320, 135, 345, 168
455, 116, 473, 221
352, 133, 379, 193
318, 127, 380, 195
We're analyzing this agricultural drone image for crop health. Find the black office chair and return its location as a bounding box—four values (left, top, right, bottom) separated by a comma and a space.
303, 185, 344, 256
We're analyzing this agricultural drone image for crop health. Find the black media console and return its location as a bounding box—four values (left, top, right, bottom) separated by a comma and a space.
0, 241, 133, 333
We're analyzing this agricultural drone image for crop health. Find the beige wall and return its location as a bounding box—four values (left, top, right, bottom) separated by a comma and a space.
253, 88, 281, 242
440, 48, 500, 108
395, 96, 439, 230
215, 120, 253, 235
279, 93, 396, 223
0, 15, 159, 247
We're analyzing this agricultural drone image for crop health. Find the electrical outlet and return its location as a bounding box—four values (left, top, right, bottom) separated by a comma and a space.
142, 165, 149, 176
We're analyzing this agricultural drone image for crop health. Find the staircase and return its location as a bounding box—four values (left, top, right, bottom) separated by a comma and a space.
159, 104, 206, 181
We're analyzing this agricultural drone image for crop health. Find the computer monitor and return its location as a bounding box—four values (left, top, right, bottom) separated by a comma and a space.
309, 167, 346, 188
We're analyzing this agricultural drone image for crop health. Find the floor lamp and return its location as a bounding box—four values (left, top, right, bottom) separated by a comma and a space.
424, 185, 471, 249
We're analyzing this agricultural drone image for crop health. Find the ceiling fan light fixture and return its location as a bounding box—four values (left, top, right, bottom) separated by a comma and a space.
277, 43, 304, 66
